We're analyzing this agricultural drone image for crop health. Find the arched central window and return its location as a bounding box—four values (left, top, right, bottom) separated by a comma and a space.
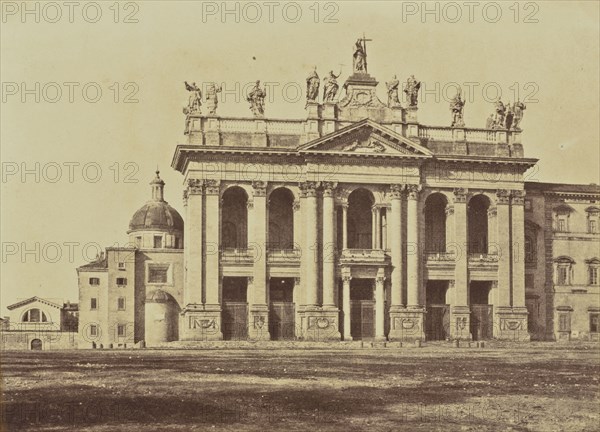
268, 188, 295, 250
347, 188, 374, 249
221, 186, 248, 249
468, 194, 491, 254
22, 308, 48, 323
425, 193, 448, 253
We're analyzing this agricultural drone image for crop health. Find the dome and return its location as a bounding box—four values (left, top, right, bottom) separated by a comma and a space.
127, 171, 184, 234
128, 201, 184, 233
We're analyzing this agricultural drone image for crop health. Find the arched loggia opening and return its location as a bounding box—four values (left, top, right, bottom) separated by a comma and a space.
347, 188, 375, 249
424, 193, 448, 253
268, 187, 295, 250
468, 194, 491, 254
221, 186, 248, 249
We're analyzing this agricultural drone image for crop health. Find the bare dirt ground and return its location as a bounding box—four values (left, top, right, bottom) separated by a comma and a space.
1, 342, 599, 431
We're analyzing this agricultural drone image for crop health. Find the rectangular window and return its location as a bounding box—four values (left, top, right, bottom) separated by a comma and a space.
90, 298, 98, 310
89, 277, 100, 286
148, 265, 169, 283
116, 277, 127, 286
135, 236, 142, 248
558, 313, 571, 332
557, 267, 568, 285
589, 267, 598, 285
118, 262, 125, 270
90, 324, 98, 336
557, 218, 566, 232
118, 297, 126, 310
117, 324, 126, 337
154, 236, 163, 248
590, 313, 599, 333
589, 219, 597, 234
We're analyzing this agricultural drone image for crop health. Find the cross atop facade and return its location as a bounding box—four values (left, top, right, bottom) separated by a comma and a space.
360, 33, 373, 57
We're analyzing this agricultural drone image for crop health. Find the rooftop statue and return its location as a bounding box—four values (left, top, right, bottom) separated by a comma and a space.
184, 81, 202, 115
323, 70, 340, 103
353, 38, 368, 73
491, 99, 506, 129
450, 90, 466, 127
205, 82, 222, 115
386, 75, 401, 108
404, 75, 421, 107
512, 100, 526, 130
306, 67, 320, 103
247, 80, 266, 117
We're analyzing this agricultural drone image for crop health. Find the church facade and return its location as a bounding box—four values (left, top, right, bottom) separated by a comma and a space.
71, 41, 600, 348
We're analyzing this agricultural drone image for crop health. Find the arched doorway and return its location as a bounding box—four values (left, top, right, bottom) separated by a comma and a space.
347, 188, 375, 249
268, 188, 294, 250
30, 339, 42, 350
424, 193, 448, 253
468, 194, 491, 254
221, 186, 248, 249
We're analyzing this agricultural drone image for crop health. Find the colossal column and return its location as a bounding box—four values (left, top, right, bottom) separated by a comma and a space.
184, 179, 203, 307
510, 190, 530, 340
301, 181, 319, 307
322, 182, 337, 308
203, 179, 223, 340
496, 189, 512, 308
388, 185, 405, 341
406, 184, 421, 307
249, 181, 269, 340
451, 187, 471, 340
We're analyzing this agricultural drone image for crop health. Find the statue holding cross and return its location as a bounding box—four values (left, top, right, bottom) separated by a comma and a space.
353, 34, 371, 74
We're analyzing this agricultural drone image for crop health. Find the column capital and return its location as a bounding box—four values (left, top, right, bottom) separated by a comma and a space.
496, 189, 511, 205
335, 187, 350, 202
512, 189, 526, 205
342, 275, 352, 283
445, 204, 454, 216
294, 277, 301, 285
321, 181, 338, 197
299, 181, 319, 197
389, 184, 404, 199
246, 200, 254, 210
487, 206, 497, 217
187, 178, 204, 195
247, 276, 254, 285
406, 184, 422, 200
292, 200, 300, 212
252, 181, 267, 197
453, 187, 468, 203
204, 179, 220, 195
183, 189, 189, 206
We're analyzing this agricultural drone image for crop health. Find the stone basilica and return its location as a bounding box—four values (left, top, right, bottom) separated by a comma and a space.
69, 39, 600, 348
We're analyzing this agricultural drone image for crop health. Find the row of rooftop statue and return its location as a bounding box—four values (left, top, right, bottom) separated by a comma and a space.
183, 37, 525, 132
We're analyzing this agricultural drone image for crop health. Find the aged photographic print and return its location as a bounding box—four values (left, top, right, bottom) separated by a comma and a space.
1, 1, 599, 431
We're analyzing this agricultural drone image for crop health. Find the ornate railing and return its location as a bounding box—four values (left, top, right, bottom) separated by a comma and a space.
340, 248, 387, 263
468, 253, 499, 263
220, 248, 255, 264
425, 252, 457, 262
267, 249, 301, 264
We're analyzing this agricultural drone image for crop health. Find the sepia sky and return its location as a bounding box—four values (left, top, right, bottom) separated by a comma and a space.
1, 1, 599, 312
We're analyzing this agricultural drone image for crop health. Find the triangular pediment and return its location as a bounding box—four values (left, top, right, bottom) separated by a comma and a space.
299, 119, 433, 158
7, 296, 62, 310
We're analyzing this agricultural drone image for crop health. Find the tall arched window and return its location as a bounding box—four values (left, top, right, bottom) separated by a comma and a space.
268, 188, 295, 250
347, 188, 375, 249
221, 186, 248, 249
468, 194, 491, 254
424, 193, 448, 253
